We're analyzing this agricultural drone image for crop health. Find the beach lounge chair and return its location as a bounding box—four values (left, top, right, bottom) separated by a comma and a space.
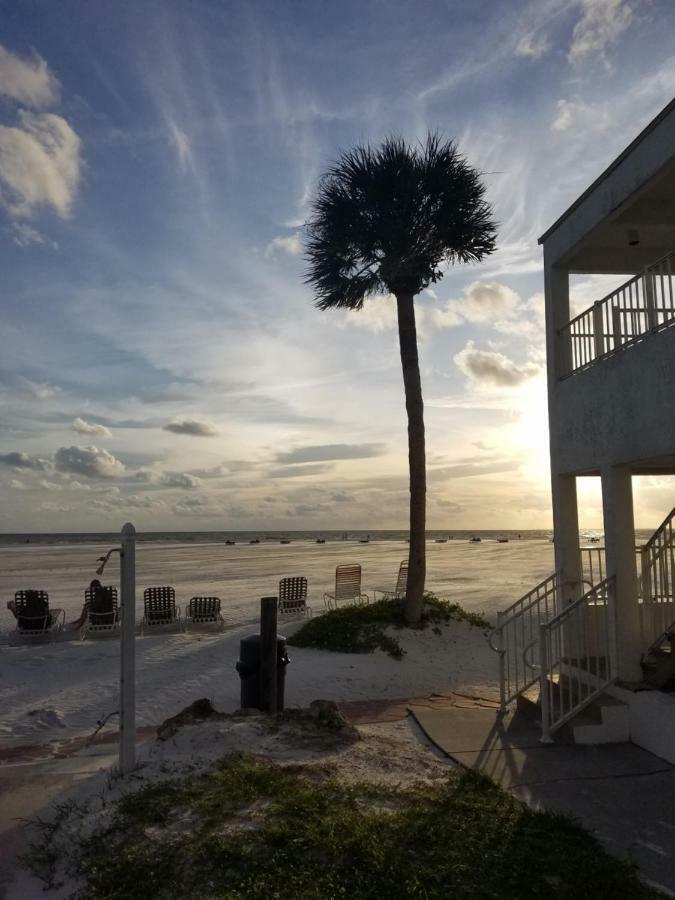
278, 577, 312, 617
373, 561, 408, 601
143, 586, 180, 630
324, 564, 369, 611
13, 590, 65, 637
184, 596, 224, 630
82, 585, 120, 638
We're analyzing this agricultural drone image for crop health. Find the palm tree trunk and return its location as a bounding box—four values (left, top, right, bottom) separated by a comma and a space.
395, 291, 426, 625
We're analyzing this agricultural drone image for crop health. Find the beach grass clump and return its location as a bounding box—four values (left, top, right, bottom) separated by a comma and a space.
288, 593, 490, 659
68, 754, 655, 899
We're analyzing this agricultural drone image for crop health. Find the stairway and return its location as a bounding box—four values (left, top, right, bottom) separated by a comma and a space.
641, 626, 675, 689
517, 678, 629, 745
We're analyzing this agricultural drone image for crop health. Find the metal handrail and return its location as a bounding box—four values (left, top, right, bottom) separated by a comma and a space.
643, 507, 675, 551
539, 576, 615, 742
558, 249, 674, 376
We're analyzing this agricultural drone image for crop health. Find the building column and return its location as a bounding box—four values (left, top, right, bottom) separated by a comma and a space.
601, 465, 642, 682
552, 473, 582, 609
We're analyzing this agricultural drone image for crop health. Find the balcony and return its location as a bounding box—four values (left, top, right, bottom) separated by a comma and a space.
558, 250, 675, 377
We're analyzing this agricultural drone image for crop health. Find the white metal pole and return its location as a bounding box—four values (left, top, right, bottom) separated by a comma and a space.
120, 522, 136, 773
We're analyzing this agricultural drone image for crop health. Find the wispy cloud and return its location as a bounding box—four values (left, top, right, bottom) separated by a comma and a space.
568, 0, 634, 65
275, 443, 386, 464
265, 233, 303, 257
167, 119, 193, 172
269, 463, 334, 478
515, 30, 552, 59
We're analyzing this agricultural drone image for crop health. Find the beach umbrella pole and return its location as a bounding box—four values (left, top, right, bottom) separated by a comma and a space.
120, 522, 136, 773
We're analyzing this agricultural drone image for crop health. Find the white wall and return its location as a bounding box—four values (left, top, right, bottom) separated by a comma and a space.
551, 326, 675, 474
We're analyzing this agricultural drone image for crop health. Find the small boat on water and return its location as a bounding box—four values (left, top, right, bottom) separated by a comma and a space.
497, 538, 509, 543
225, 539, 235, 546
280, 539, 291, 544
469, 536, 482, 543
435, 538, 447, 543
249, 538, 260, 544
359, 537, 370, 544
316, 538, 326, 544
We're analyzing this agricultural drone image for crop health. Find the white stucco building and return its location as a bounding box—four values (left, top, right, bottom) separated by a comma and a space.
492, 99, 675, 762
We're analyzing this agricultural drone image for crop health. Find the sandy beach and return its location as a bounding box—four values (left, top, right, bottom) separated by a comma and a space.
0, 538, 554, 747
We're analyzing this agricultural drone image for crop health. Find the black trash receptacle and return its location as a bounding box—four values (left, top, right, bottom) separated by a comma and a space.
236, 634, 290, 711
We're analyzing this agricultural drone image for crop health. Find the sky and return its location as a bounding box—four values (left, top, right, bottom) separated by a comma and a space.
0, 0, 673, 533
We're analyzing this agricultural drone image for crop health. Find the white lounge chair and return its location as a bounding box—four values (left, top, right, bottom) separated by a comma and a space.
373, 561, 408, 601
324, 564, 369, 610
184, 596, 225, 631
81, 585, 120, 639
279, 577, 312, 617
142, 586, 181, 631
12, 590, 65, 638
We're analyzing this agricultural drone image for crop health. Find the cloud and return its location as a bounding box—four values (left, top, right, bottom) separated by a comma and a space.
568, 0, 633, 64
0, 451, 50, 470
160, 472, 202, 489
54, 445, 125, 479
551, 99, 611, 133
431, 460, 521, 479
0, 111, 81, 219
514, 30, 551, 59
164, 417, 220, 436
269, 463, 333, 478
9, 222, 56, 248
265, 233, 303, 257
19, 377, 61, 399
167, 120, 192, 172
343, 294, 398, 332
172, 495, 221, 516
275, 443, 386, 464
40, 501, 72, 513
72, 417, 113, 438
455, 282, 522, 324
125, 494, 165, 509
39, 479, 63, 491
0, 45, 59, 108
341, 283, 525, 336
454, 341, 541, 387
189, 464, 230, 478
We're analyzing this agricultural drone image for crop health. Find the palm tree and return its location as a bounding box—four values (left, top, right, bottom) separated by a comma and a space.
304, 134, 497, 624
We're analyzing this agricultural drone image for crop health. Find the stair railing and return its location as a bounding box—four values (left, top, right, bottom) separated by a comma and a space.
489, 572, 560, 713
639, 507, 675, 646
539, 576, 616, 742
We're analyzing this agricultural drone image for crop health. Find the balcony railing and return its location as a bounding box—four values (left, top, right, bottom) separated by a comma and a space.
559, 250, 675, 376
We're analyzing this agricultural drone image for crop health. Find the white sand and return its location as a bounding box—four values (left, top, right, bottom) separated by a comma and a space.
0, 539, 554, 745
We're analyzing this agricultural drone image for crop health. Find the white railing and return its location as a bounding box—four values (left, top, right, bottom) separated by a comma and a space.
559, 250, 675, 376
580, 545, 605, 586
639, 507, 675, 646
489, 572, 560, 712
539, 576, 615, 741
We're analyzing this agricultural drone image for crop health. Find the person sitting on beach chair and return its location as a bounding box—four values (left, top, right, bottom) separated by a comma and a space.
8, 590, 65, 635
75, 579, 120, 636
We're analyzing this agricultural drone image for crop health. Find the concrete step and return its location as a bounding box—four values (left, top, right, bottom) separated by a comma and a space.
516, 683, 629, 744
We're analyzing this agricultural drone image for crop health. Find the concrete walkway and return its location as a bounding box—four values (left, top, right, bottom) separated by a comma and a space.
409, 704, 675, 894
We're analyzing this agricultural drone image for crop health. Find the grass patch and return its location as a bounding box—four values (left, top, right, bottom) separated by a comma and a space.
288, 593, 490, 658
69, 755, 654, 899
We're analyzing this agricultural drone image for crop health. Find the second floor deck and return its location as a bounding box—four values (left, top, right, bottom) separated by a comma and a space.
558, 250, 674, 378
